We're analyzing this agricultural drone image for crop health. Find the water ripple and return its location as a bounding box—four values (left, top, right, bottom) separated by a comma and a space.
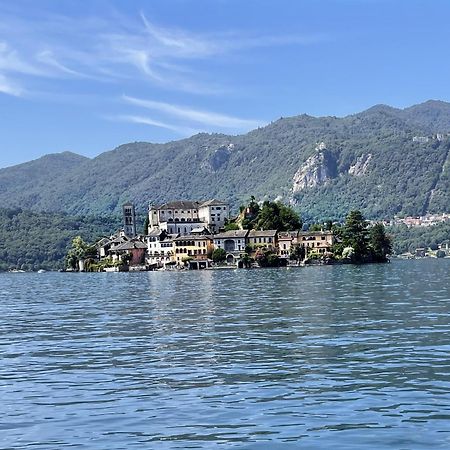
1, 259, 449, 449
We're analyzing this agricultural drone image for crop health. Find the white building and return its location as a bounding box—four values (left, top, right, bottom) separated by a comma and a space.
198, 199, 229, 233
146, 229, 176, 268
148, 199, 229, 235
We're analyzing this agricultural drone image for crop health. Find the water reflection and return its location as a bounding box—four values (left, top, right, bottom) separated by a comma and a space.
0, 260, 449, 449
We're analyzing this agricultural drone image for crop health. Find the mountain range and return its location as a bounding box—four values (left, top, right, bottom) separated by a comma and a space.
1, 100, 449, 221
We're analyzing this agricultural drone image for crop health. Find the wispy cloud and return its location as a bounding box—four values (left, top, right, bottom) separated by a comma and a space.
0, 73, 23, 96
0, 41, 44, 76
0, 2, 319, 141
0, 2, 325, 97
114, 114, 200, 136
123, 95, 264, 130
36, 50, 87, 78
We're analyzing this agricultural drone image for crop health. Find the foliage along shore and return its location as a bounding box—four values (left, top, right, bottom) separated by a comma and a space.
1, 203, 448, 272
65, 199, 393, 273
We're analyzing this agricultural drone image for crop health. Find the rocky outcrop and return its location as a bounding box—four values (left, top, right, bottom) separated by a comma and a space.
348, 153, 372, 177
292, 145, 337, 194
207, 143, 234, 172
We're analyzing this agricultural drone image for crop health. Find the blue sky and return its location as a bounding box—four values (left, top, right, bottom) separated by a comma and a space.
1, 0, 450, 168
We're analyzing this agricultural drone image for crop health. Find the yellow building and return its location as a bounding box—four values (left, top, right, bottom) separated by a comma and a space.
173, 234, 213, 265
247, 230, 278, 251
298, 231, 334, 255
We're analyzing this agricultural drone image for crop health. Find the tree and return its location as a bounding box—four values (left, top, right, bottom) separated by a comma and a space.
240, 252, 253, 268
308, 223, 323, 231
212, 247, 227, 263
254, 248, 283, 267
341, 210, 370, 262
143, 215, 149, 235
290, 244, 305, 261
369, 223, 392, 262
224, 222, 240, 231
66, 236, 90, 271
253, 201, 302, 231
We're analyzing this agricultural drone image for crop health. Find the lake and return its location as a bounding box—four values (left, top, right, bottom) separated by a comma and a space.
1, 259, 450, 449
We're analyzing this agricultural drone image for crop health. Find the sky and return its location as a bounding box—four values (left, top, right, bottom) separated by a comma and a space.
1, 0, 450, 168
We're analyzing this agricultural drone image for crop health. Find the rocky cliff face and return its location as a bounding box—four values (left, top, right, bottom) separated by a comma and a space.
206, 143, 234, 172
348, 153, 372, 177
291, 144, 337, 194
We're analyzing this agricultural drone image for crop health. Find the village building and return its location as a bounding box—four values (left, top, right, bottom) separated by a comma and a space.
146, 229, 177, 268
173, 234, 213, 267
148, 199, 229, 235
298, 230, 334, 255
213, 229, 249, 265
278, 231, 299, 257
197, 199, 229, 233
109, 238, 147, 265
247, 229, 278, 251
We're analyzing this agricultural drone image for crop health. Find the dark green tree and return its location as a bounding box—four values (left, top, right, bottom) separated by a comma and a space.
289, 244, 306, 261
254, 201, 302, 231
143, 215, 149, 235
224, 222, 240, 231
369, 223, 392, 262
212, 247, 227, 263
341, 210, 370, 262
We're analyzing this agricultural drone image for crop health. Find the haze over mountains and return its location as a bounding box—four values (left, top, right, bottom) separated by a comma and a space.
1, 100, 449, 221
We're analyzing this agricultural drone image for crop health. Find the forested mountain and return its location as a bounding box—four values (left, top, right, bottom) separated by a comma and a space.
0, 100, 449, 221
0, 208, 121, 271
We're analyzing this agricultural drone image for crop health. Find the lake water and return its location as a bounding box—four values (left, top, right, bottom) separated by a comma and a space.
1, 259, 450, 449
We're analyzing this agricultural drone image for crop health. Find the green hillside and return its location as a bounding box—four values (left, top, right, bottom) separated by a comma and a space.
0, 208, 121, 271
0, 100, 448, 221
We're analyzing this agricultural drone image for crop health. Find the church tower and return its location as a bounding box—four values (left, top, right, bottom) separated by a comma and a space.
123, 202, 137, 237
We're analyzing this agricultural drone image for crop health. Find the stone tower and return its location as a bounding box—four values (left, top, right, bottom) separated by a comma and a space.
123, 202, 137, 237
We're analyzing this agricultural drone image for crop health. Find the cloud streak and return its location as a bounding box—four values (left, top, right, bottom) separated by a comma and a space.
115, 114, 200, 136
0, 3, 325, 97
123, 95, 264, 130
0, 73, 23, 96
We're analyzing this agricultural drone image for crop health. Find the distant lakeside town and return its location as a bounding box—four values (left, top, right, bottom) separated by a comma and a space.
64, 196, 429, 272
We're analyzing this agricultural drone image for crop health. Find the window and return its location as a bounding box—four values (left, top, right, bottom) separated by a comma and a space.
321, 236, 326, 240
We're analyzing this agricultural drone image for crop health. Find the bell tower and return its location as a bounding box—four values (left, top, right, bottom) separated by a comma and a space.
123, 202, 137, 237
